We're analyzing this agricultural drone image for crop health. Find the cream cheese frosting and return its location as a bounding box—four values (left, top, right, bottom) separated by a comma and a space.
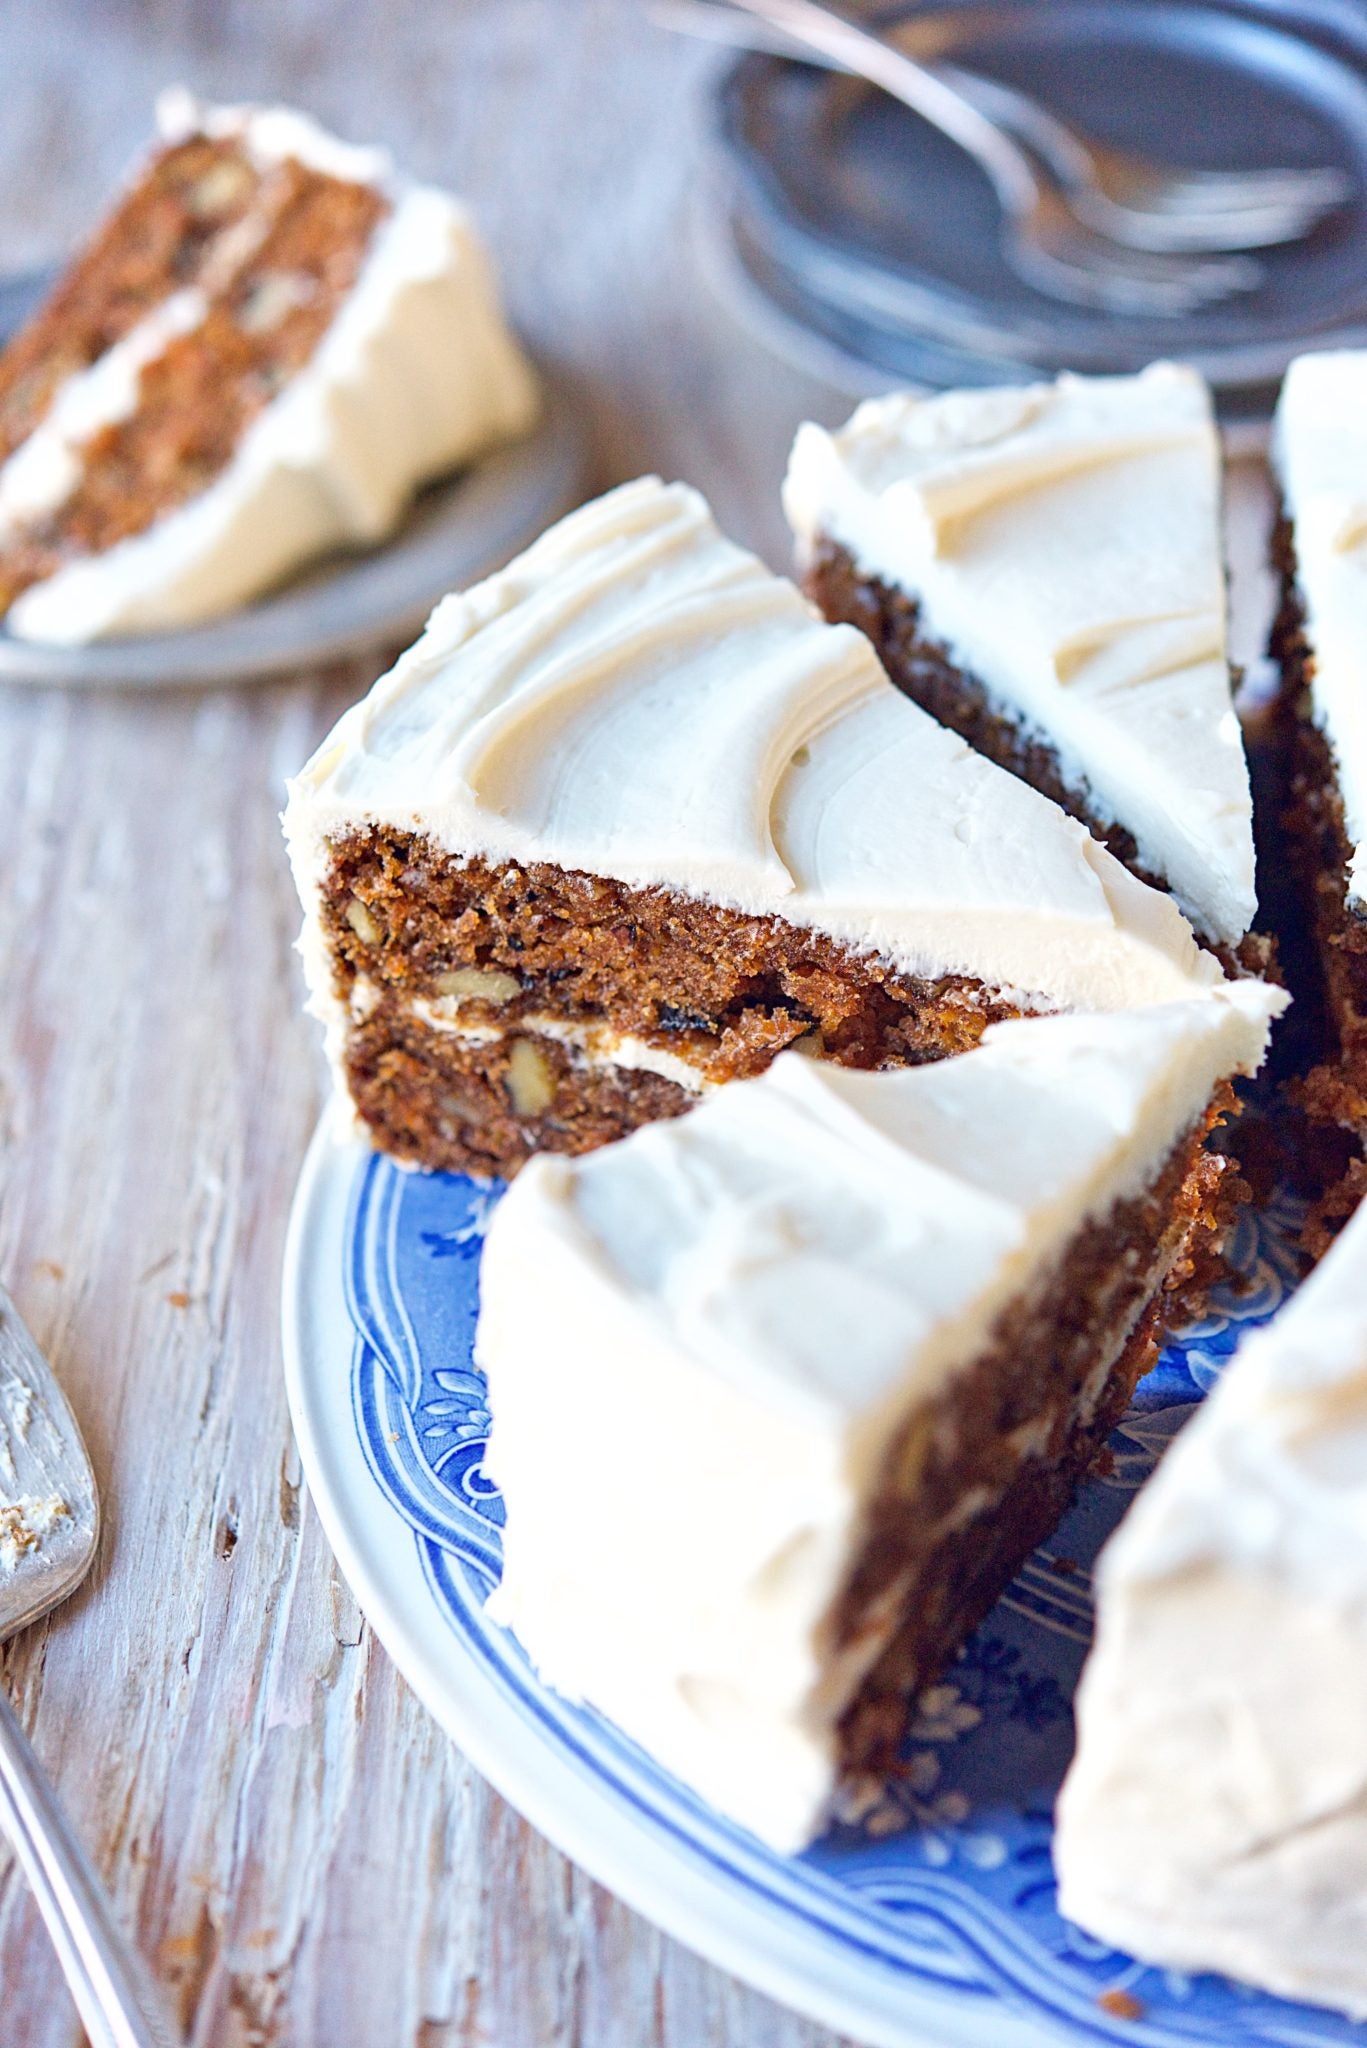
1056, 1197, 1367, 2016
284, 476, 1231, 1124
1273, 350, 1367, 909
5, 91, 539, 643
480, 984, 1282, 1852
783, 364, 1255, 948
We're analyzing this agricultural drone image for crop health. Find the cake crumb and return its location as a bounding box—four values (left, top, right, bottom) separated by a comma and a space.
1097, 1989, 1145, 2022
0, 1494, 70, 1572
166, 1291, 191, 1310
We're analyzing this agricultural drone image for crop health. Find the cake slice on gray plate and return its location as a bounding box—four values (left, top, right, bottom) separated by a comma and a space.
784, 364, 1255, 953
479, 984, 1281, 1853
284, 475, 1238, 1183
1056, 1193, 1367, 2018
0, 90, 538, 641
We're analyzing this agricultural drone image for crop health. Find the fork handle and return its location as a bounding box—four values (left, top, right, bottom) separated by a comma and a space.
0, 1688, 181, 2048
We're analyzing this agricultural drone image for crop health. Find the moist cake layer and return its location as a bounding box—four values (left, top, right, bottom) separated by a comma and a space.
0, 153, 387, 612
836, 1099, 1224, 1778
784, 365, 1255, 948
1272, 517, 1367, 1141
1057, 1197, 1367, 2018
0, 134, 262, 465
1272, 351, 1367, 907
0, 92, 539, 642
324, 827, 1024, 1176
1271, 354, 1367, 1155
286, 477, 1230, 1172
479, 990, 1281, 1851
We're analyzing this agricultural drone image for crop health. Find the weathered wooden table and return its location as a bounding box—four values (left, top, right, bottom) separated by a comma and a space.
0, 5, 1277, 2043
0, 4, 869, 2042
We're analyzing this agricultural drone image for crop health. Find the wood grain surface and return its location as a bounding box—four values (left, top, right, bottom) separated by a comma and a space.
0, 4, 864, 2043
0, 5, 1276, 2045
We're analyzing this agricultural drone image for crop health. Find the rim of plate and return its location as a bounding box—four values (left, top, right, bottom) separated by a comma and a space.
281, 1115, 1084, 2048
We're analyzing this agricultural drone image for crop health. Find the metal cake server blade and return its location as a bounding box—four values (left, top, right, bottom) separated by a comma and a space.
0, 1284, 181, 2048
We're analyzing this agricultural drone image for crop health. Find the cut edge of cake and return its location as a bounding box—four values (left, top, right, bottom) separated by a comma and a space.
0, 88, 539, 643
782, 363, 1256, 954
1270, 349, 1367, 1165
478, 982, 1283, 1853
1055, 1193, 1367, 2018
284, 475, 1238, 1183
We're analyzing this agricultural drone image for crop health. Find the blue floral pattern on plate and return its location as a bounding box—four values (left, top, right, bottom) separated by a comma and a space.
343, 1153, 1356, 2045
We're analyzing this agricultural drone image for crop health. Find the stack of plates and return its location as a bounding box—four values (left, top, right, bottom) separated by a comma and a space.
701, 0, 1367, 418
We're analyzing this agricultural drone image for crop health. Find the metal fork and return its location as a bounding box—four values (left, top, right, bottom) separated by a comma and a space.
0, 1286, 181, 2048
663, 0, 1348, 281
955, 66, 1353, 251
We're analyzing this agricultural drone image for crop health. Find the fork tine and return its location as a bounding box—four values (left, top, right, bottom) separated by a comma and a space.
1138, 168, 1354, 218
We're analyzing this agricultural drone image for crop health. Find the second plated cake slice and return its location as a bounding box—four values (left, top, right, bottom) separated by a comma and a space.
480, 984, 1282, 1852
784, 364, 1255, 952
284, 476, 1232, 1179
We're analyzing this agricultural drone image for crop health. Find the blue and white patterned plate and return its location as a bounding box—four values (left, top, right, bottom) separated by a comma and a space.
282, 1119, 1348, 2048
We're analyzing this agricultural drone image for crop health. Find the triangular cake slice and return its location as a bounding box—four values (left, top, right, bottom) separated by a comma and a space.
480, 985, 1282, 1851
1057, 1193, 1367, 2017
0, 90, 538, 642
284, 477, 1236, 1180
1272, 350, 1367, 1153
784, 364, 1255, 951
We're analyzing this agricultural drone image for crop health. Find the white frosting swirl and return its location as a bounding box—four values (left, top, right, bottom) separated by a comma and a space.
286, 476, 1225, 1112
1273, 350, 1367, 908
783, 364, 1254, 948
5, 93, 539, 643
481, 985, 1282, 1852
1058, 1195, 1367, 2017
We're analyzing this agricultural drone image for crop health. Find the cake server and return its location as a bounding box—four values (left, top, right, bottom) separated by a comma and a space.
0, 1285, 180, 2048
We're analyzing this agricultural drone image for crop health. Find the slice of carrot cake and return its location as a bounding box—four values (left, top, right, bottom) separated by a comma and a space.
481, 985, 1282, 1852
283, 477, 1238, 1181
0, 90, 538, 641
1057, 1194, 1367, 2016
1271, 350, 1367, 1152
784, 364, 1255, 952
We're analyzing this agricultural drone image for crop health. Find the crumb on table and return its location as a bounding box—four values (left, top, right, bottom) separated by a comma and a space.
0, 1494, 70, 1572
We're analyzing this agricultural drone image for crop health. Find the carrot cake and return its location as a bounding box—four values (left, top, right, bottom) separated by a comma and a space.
1271, 350, 1367, 1153
480, 985, 1282, 1852
283, 476, 1237, 1182
783, 364, 1255, 952
1056, 1193, 1367, 2016
0, 90, 538, 642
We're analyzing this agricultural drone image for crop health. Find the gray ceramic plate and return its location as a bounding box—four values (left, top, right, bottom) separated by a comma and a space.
0, 267, 592, 688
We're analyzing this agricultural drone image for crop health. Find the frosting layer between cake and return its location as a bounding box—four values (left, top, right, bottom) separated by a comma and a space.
480, 985, 1281, 1852
1273, 350, 1367, 909
286, 476, 1226, 1114
4, 92, 539, 643
783, 364, 1255, 948
1056, 1196, 1367, 2017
